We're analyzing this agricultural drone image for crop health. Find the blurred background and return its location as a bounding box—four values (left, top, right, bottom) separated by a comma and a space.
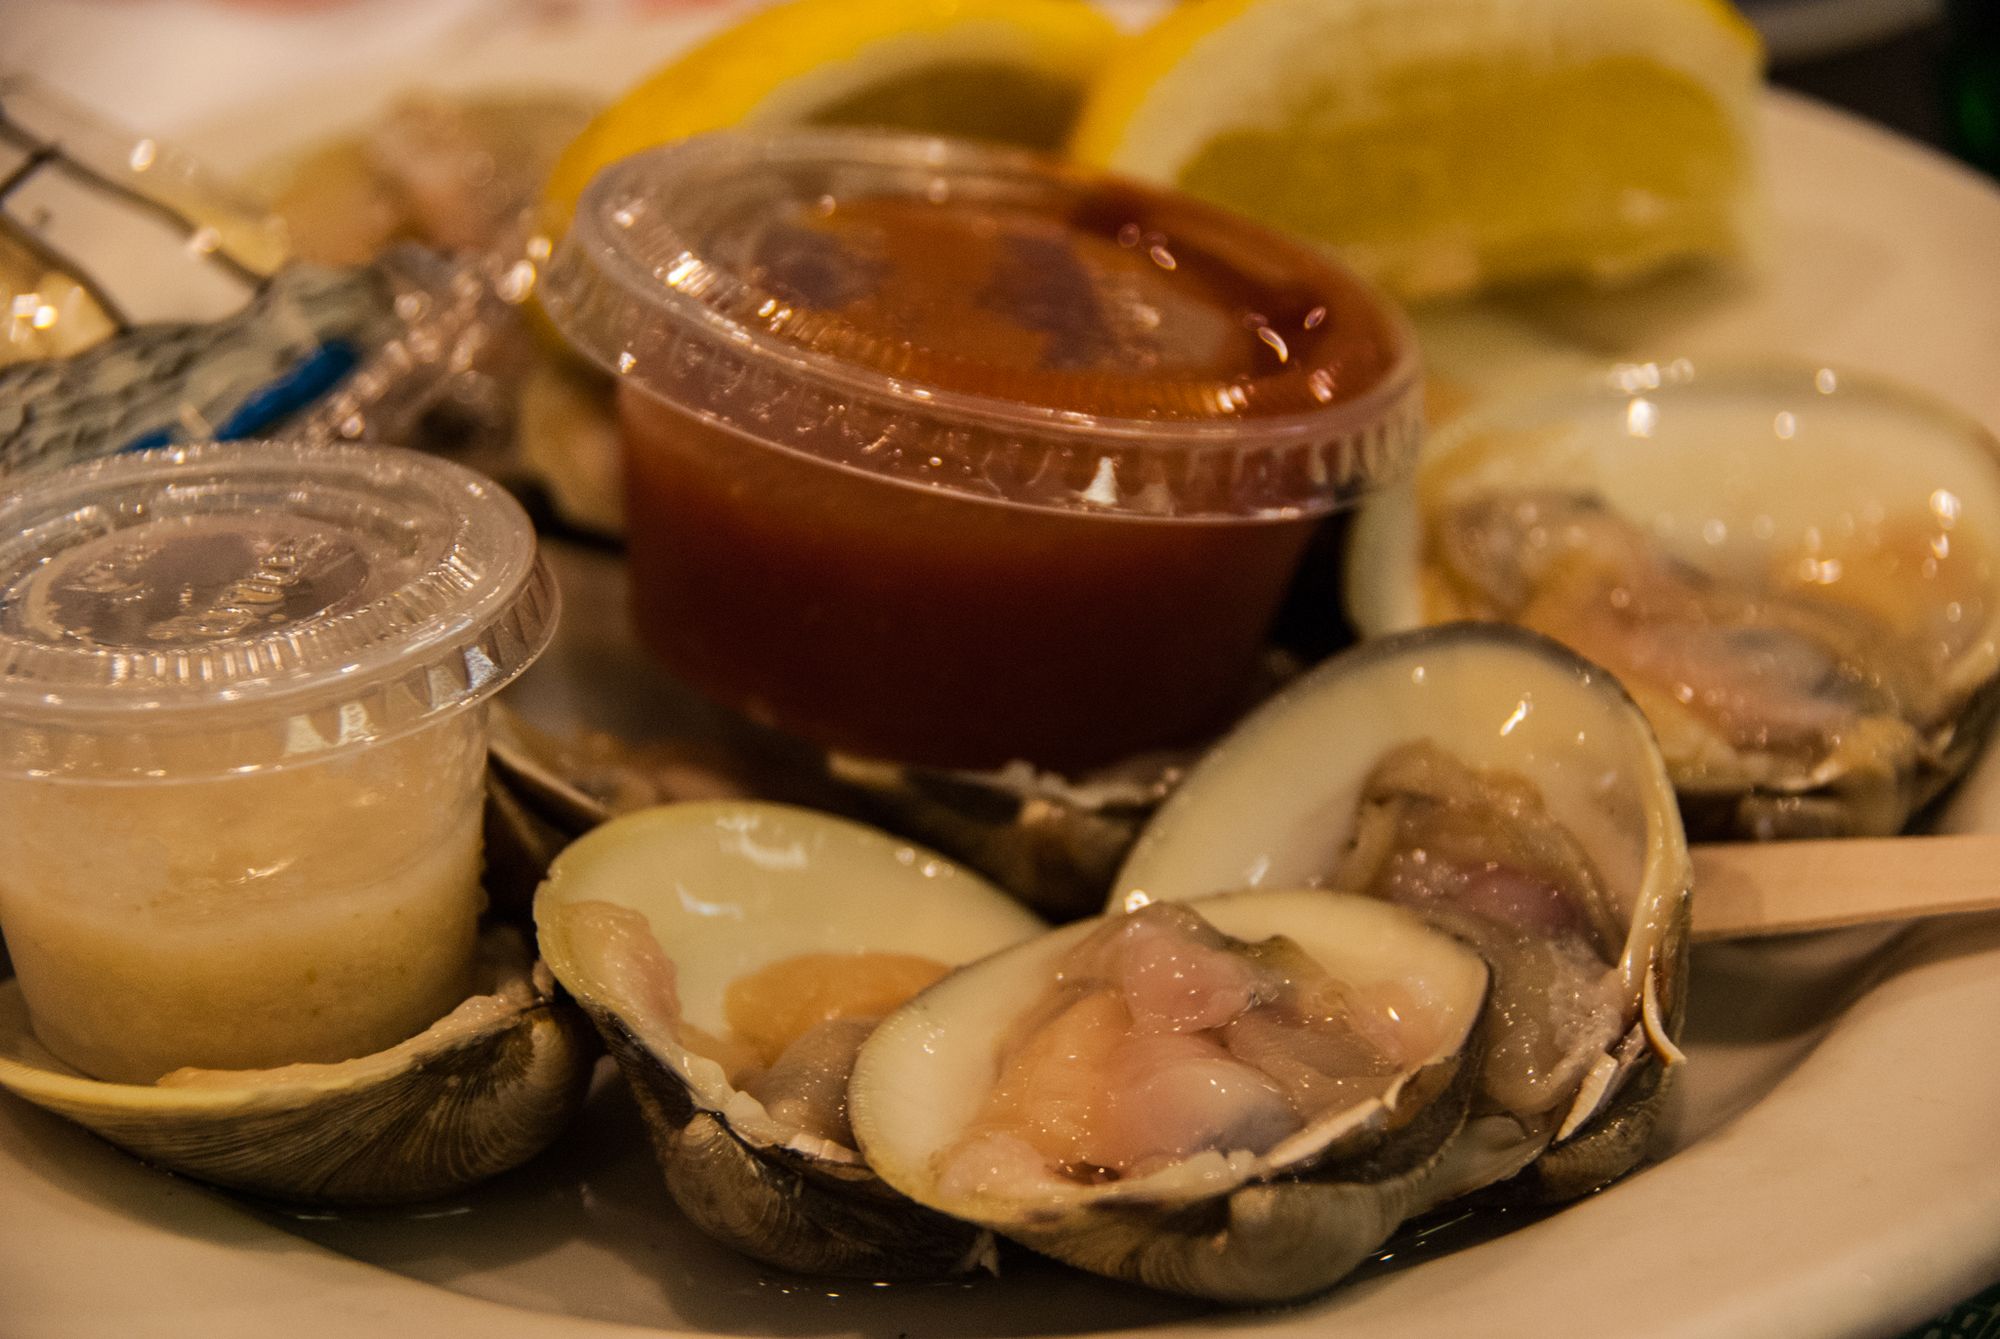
1744, 0, 1996, 175
7, 0, 1998, 180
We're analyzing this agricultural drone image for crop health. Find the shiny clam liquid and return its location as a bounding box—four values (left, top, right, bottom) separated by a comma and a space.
1345, 363, 2000, 838
1570, 384, 1989, 666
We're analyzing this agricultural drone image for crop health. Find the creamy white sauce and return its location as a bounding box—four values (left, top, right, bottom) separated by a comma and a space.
0, 715, 487, 1083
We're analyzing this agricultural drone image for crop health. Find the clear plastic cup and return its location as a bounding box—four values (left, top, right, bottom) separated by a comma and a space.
541, 129, 1421, 771
0, 441, 557, 1083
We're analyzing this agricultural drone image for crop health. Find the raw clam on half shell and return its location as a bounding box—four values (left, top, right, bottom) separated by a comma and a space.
850, 888, 1489, 1303
533, 800, 1046, 1278
1112, 623, 1692, 1206
1346, 361, 2000, 838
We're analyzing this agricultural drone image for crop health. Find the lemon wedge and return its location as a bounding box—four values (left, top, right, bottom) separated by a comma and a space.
543, 0, 1119, 228
1071, 0, 1765, 300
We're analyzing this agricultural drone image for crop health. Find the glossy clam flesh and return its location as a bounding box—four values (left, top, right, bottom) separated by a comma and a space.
1346, 364, 2000, 838
850, 888, 1488, 1303
533, 800, 1046, 1278
1112, 623, 1691, 1206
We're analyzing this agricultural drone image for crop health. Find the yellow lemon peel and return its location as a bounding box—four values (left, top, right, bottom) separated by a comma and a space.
1071, 0, 1765, 300
543, 0, 1118, 231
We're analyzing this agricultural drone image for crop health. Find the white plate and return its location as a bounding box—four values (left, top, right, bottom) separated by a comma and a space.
5, 17, 2000, 1338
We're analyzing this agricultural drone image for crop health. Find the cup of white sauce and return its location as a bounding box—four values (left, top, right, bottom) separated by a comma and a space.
0, 441, 557, 1083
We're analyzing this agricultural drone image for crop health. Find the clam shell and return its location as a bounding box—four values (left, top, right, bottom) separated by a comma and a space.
849, 889, 1491, 1304
821, 750, 1183, 923
1110, 623, 1693, 1206
0, 926, 594, 1205
533, 800, 1046, 1278
487, 651, 1306, 926
585, 1003, 996, 1279
1344, 360, 2000, 839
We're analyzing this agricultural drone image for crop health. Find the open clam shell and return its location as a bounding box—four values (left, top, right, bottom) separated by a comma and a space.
1111, 623, 1692, 1207
849, 888, 1490, 1304
533, 800, 1047, 1278
1345, 360, 2000, 839
489, 696, 1178, 925
821, 749, 1186, 923
0, 926, 594, 1206
486, 653, 1304, 926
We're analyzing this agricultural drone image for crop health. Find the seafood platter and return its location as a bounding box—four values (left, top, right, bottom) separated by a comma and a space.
2, 2, 2000, 1335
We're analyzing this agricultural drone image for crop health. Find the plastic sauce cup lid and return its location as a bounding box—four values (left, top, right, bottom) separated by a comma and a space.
0, 440, 558, 779
540, 128, 1423, 520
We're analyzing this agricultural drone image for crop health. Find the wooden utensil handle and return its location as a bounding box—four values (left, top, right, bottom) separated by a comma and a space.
1690, 833, 2000, 941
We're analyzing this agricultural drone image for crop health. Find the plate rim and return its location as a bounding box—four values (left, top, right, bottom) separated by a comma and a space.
4, 22, 2000, 1339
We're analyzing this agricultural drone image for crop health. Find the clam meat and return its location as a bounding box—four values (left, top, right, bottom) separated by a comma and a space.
850, 888, 1488, 1304
534, 800, 1046, 1278
1112, 623, 1692, 1206
1346, 363, 2000, 838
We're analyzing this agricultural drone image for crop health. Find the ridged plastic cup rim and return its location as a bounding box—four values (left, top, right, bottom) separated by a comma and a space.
541, 128, 1424, 519
0, 439, 559, 729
